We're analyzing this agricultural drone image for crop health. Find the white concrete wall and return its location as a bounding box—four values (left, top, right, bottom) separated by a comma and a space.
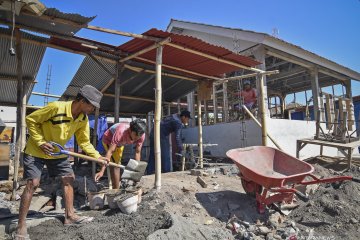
0, 106, 16, 128
182, 118, 340, 159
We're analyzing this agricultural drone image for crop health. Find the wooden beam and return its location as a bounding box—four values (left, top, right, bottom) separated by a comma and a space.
310, 67, 320, 121
215, 70, 279, 85
31, 92, 61, 98
114, 63, 123, 123
87, 25, 162, 42
129, 75, 154, 95
136, 57, 220, 80
88, 53, 115, 77
120, 37, 171, 62
166, 42, 264, 73
197, 95, 203, 168
124, 64, 198, 82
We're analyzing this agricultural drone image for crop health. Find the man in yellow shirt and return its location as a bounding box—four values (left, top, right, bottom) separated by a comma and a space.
15, 85, 108, 240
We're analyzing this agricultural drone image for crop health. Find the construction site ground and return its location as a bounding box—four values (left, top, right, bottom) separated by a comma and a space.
1, 157, 360, 240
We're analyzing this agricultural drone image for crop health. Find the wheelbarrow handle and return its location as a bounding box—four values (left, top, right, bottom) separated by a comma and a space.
49, 142, 124, 169
352, 177, 360, 183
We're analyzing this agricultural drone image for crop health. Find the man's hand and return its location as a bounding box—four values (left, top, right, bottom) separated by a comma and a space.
98, 156, 110, 166
94, 170, 104, 182
40, 142, 55, 155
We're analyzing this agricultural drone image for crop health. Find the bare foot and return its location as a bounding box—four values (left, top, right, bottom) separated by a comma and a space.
13, 226, 29, 240
64, 215, 94, 225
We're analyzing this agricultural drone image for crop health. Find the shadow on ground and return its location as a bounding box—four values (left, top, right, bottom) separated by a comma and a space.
195, 190, 269, 223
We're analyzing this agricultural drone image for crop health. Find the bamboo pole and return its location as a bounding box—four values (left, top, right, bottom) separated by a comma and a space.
258, 74, 267, 146
87, 25, 162, 42
214, 70, 279, 85
124, 64, 198, 82
114, 63, 122, 123
154, 46, 163, 190
197, 98, 204, 168
12, 28, 23, 200
136, 57, 220, 80
31, 92, 61, 98
242, 105, 282, 150
166, 42, 264, 73
120, 38, 171, 63
92, 108, 99, 178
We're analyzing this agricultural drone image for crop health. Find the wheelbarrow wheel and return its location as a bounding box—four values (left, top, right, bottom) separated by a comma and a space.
241, 178, 263, 197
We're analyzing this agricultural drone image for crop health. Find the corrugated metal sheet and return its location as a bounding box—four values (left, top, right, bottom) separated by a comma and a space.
44, 8, 95, 25
62, 29, 261, 114
0, 6, 94, 36
61, 54, 196, 114
0, 27, 47, 105
118, 29, 261, 78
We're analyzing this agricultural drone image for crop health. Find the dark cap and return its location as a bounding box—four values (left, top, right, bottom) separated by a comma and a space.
180, 110, 192, 119
79, 85, 103, 108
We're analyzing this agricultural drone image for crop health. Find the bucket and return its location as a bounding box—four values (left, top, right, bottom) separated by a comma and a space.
87, 191, 105, 210
105, 189, 122, 209
115, 194, 138, 214
126, 187, 143, 204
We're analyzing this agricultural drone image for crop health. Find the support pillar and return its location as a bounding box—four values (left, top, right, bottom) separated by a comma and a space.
154, 46, 163, 190
253, 46, 269, 117
92, 108, 99, 178
259, 74, 268, 146
187, 92, 195, 127
223, 82, 229, 122
197, 97, 203, 168
12, 28, 23, 200
310, 67, 320, 121
213, 84, 217, 124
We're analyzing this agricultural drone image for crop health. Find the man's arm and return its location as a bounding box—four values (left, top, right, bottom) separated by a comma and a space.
134, 145, 141, 161
75, 120, 101, 159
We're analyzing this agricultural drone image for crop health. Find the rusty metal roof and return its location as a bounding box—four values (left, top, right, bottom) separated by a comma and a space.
61, 29, 261, 114
0, 27, 47, 105
118, 29, 260, 78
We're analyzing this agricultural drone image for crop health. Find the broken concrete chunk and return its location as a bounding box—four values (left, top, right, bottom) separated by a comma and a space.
197, 176, 208, 188
258, 226, 271, 235
29, 195, 52, 212
204, 219, 214, 225
350, 218, 359, 224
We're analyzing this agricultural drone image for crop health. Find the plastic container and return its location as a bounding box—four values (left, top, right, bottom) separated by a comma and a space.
115, 194, 138, 214
87, 191, 105, 210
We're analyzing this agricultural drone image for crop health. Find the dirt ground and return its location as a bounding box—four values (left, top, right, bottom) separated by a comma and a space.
2, 159, 360, 240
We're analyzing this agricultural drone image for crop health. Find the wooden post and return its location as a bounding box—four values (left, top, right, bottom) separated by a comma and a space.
258, 74, 267, 146
167, 104, 172, 171
154, 46, 163, 190
345, 79, 354, 131
325, 93, 334, 130
12, 28, 23, 200
114, 63, 122, 123
177, 99, 181, 113
197, 96, 203, 168
204, 100, 208, 125
92, 108, 99, 178
11, 28, 24, 200
222, 82, 229, 122
310, 67, 320, 121
21, 84, 27, 165
145, 112, 152, 160
187, 92, 195, 127
213, 84, 217, 124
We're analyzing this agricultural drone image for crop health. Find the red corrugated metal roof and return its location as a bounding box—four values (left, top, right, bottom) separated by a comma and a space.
118, 29, 261, 78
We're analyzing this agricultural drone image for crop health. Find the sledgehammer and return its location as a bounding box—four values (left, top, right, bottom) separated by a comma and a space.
49, 142, 147, 182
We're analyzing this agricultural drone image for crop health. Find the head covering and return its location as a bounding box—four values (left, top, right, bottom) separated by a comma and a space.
180, 110, 192, 119
79, 85, 103, 108
243, 80, 251, 85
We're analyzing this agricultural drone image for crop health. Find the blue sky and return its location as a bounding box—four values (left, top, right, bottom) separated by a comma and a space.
29, 0, 360, 106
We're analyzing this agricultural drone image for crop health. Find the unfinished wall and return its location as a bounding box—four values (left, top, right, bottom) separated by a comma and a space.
182, 119, 341, 159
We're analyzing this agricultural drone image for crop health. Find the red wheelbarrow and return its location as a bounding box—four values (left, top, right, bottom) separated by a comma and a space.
226, 146, 360, 213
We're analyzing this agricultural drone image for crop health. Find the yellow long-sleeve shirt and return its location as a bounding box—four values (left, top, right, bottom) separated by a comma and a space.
25, 101, 101, 160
